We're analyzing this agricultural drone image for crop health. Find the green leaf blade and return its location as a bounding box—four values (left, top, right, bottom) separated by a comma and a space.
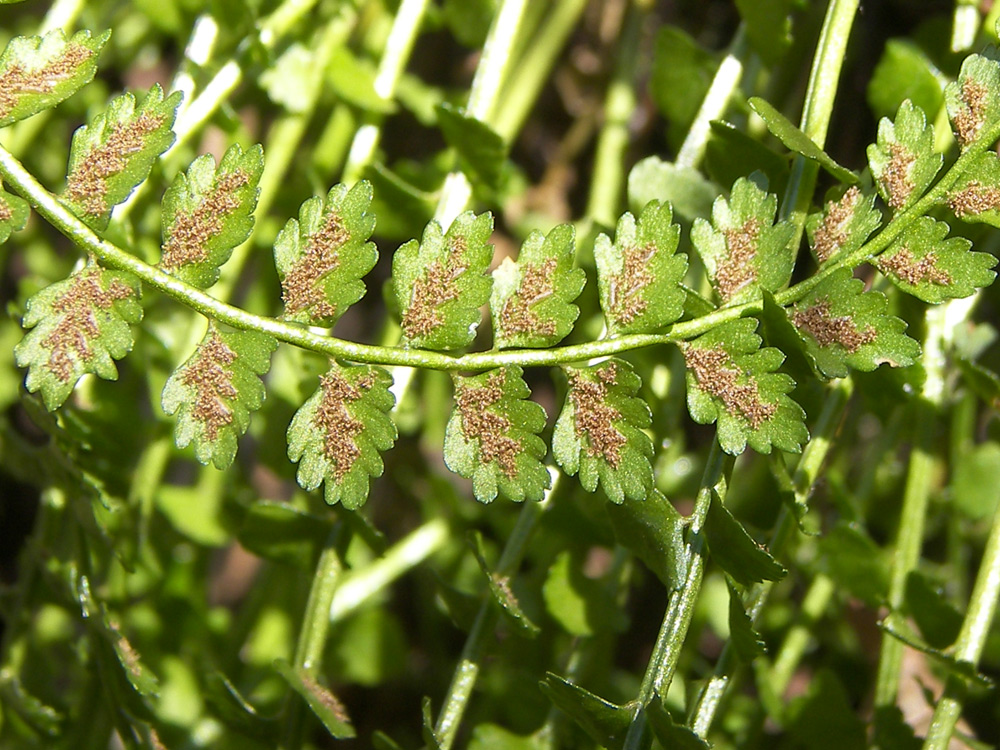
14, 262, 142, 410
691, 176, 795, 305
790, 268, 920, 378
595, 201, 687, 335
867, 99, 941, 212
553, 358, 653, 503
63, 84, 182, 229
0, 186, 30, 243
436, 103, 506, 188
683, 318, 807, 455
748, 97, 857, 184
704, 496, 786, 585
946, 50, 1000, 150
490, 224, 584, 349
876, 216, 996, 303
806, 186, 882, 266
393, 210, 493, 350
444, 366, 549, 503
0, 29, 110, 127
276, 180, 378, 326
159, 143, 264, 288
287, 362, 397, 509
161, 327, 276, 470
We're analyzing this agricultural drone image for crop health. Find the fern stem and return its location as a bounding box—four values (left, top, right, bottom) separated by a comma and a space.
622, 444, 732, 750
874, 299, 956, 708
675, 26, 748, 170
434, 0, 529, 228
586, 4, 642, 229
282, 527, 345, 749
342, 0, 431, 184
493, 0, 589, 142
688, 379, 852, 737
922, 499, 1000, 750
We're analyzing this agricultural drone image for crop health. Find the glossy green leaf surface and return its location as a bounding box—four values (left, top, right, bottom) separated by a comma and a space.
15, 262, 142, 409
553, 358, 653, 503
0, 29, 109, 127
161, 326, 276, 470
684, 318, 807, 455
159, 143, 263, 288
490, 224, 584, 349
393, 210, 493, 350
790, 267, 920, 378
594, 200, 686, 335
691, 176, 796, 304
275, 180, 378, 326
444, 366, 549, 503
287, 362, 396, 509
867, 99, 940, 212
63, 84, 181, 229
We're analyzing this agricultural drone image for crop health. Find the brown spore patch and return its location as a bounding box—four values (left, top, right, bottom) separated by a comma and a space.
683, 345, 777, 428
881, 142, 915, 210
160, 169, 252, 269
499, 257, 557, 337
0, 43, 92, 118
300, 674, 351, 724
181, 333, 239, 441
717, 218, 761, 300
879, 247, 952, 286
954, 78, 989, 147
0, 198, 13, 223
568, 364, 627, 467
314, 369, 375, 480
792, 300, 876, 352
42, 268, 134, 382
608, 242, 655, 324
65, 109, 166, 216
813, 187, 860, 263
282, 211, 349, 319
454, 369, 522, 478
402, 257, 467, 339
949, 180, 1000, 216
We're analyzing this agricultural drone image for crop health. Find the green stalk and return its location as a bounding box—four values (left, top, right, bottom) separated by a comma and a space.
622, 444, 731, 750
922, 499, 1000, 750
688, 379, 852, 736
585, 4, 641, 229
874, 299, 954, 708
434, 0, 530, 227
493, 0, 589, 143
768, 573, 837, 695
342, 0, 431, 183
432, 477, 557, 748
281, 527, 345, 749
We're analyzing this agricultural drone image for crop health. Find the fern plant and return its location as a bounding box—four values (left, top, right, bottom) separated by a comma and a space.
2, 1, 1000, 749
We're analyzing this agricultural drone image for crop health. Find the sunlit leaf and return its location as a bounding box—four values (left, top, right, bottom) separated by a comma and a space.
444, 366, 549, 502
63, 84, 182, 229
946, 49, 1000, 150
0, 29, 109, 127
287, 362, 396, 509
161, 326, 276, 470
553, 358, 653, 503
594, 201, 687, 335
805, 186, 882, 266
789, 267, 920, 378
691, 176, 796, 304
948, 150, 1000, 228
393, 210, 493, 350
867, 99, 941, 212
275, 180, 378, 326
0, 185, 30, 244
490, 224, 584, 349
875, 216, 996, 302
683, 318, 807, 455
15, 261, 142, 410
159, 143, 263, 288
